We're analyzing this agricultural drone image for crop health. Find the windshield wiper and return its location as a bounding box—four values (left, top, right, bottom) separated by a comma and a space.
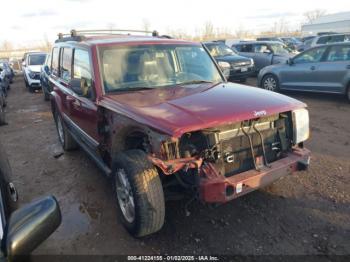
178, 80, 214, 85
110, 86, 155, 92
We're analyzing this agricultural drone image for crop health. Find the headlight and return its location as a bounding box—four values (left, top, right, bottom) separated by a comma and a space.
250, 58, 254, 65
28, 70, 35, 79
292, 108, 309, 144
218, 61, 231, 79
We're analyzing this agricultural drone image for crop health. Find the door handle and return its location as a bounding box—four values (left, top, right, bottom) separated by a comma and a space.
310, 66, 316, 70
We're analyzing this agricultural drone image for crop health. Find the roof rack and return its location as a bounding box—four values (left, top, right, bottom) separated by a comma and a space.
56, 29, 160, 42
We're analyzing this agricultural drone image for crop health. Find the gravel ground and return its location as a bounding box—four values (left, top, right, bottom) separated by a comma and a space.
0, 76, 349, 258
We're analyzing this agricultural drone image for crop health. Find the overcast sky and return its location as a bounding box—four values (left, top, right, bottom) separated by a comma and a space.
1, 0, 350, 47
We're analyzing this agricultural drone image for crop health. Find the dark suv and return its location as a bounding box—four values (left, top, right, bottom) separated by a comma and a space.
203, 41, 254, 82
49, 29, 311, 237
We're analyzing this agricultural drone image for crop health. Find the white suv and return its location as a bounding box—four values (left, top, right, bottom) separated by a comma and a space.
23, 52, 47, 92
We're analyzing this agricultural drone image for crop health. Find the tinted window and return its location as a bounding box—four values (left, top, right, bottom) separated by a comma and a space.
316, 36, 330, 44
51, 48, 60, 76
73, 49, 93, 97
329, 35, 345, 43
60, 48, 72, 82
28, 54, 46, 65
240, 44, 253, 52
326, 45, 350, 62
293, 46, 327, 63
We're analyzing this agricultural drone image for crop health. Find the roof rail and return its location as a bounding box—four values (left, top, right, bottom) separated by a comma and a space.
56, 29, 160, 42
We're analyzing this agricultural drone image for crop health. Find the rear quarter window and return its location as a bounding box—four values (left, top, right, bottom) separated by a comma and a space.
51, 48, 60, 76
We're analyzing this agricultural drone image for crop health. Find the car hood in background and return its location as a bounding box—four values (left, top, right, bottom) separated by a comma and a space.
214, 55, 251, 64
27, 65, 42, 73
100, 82, 306, 137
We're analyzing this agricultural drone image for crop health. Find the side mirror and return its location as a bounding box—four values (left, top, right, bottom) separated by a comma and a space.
217, 61, 231, 79
69, 78, 83, 96
4, 196, 61, 259
287, 58, 294, 65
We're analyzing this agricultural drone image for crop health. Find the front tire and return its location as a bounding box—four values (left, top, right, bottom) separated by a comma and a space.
53, 110, 78, 151
0, 102, 6, 126
112, 150, 165, 237
262, 74, 279, 92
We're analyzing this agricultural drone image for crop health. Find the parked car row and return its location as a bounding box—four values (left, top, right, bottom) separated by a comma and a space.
257, 42, 350, 102
40, 29, 311, 237
22, 52, 47, 93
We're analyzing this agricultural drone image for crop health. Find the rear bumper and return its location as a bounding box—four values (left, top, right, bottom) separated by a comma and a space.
199, 147, 310, 203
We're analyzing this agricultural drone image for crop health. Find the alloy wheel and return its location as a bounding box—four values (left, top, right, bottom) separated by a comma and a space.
115, 168, 135, 223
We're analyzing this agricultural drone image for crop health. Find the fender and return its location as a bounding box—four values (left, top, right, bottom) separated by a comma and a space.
50, 89, 63, 114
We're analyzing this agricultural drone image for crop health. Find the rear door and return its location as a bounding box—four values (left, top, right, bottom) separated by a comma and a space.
311, 44, 350, 93
279, 46, 327, 91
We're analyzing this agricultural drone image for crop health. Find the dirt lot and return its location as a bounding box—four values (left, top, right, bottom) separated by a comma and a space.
0, 75, 349, 257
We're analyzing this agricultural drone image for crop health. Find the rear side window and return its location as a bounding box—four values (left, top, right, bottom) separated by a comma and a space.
51, 48, 60, 76
73, 49, 93, 97
326, 45, 350, 62
60, 48, 72, 82
329, 35, 345, 43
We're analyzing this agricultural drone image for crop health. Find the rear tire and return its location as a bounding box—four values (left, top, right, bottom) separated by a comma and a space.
53, 110, 78, 151
262, 74, 280, 92
112, 149, 165, 237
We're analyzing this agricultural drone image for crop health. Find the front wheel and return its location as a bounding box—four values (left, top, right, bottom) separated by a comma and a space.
347, 86, 350, 103
112, 149, 165, 237
262, 74, 279, 92
0, 102, 6, 125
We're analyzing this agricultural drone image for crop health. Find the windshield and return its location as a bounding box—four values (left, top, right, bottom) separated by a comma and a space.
28, 54, 46, 66
206, 43, 236, 57
99, 44, 223, 92
270, 44, 289, 55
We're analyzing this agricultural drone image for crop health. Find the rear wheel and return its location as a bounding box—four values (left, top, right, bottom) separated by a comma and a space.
262, 74, 279, 92
54, 110, 78, 151
112, 150, 165, 237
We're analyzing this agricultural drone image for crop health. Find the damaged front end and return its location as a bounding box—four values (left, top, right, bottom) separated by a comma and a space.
148, 109, 311, 203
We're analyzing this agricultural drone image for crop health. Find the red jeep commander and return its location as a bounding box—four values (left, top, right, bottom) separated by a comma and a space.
49, 30, 311, 237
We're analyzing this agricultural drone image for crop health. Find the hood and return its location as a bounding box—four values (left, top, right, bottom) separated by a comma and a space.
215, 55, 251, 63
100, 83, 306, 137
27, 65, 42, 73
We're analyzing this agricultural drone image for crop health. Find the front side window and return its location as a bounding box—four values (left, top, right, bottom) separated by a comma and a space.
293, 46, 327, 64
316, 36, 330, 45
73, 49, 93, 97
51, 48, 60, 76
28, 54, 46, 66
240, 44, 252, 52
253, 44, 269, 53
326, 45, 350, 62
99, 44, 223, 93
60, 48, 72, 82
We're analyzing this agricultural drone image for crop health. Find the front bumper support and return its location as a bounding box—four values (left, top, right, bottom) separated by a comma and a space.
199, 147, 311, 203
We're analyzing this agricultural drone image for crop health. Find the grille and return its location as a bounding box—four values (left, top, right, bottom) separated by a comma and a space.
231, 61, 251, 67
33, 73, 40, 80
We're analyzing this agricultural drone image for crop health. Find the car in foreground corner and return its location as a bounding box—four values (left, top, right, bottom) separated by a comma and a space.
203, 41, 255, 82
50, 29, 311, 237
23, 52, 47, 92
0, 139, 61, 260
258, 43, 350, 102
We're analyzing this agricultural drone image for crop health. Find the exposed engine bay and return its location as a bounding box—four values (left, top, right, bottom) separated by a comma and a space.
164, 112, 293, 177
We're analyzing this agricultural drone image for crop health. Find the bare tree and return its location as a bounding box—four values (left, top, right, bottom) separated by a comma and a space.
304, 9, 327, 24
202, 21, 215, 40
